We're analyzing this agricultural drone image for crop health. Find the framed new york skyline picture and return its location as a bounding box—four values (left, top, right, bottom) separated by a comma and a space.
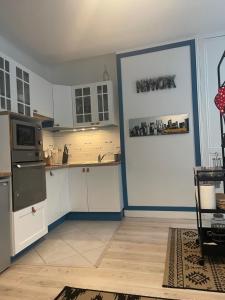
129, 114, 189, 137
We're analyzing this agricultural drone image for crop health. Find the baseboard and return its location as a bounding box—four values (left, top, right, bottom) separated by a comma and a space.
124, 210, 196, 219
66, 211, 124, 221
48, 214, 68, 232
11, 236, 45, 261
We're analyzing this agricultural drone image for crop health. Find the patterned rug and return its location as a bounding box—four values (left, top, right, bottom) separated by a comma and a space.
54, 287, 174, 300
163, 228, 225, 293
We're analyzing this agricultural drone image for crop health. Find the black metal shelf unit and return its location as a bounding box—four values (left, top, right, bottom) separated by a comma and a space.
194, 167, 225, 265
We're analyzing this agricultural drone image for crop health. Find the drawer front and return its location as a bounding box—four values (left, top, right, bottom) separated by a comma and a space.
12, 201, 47, 255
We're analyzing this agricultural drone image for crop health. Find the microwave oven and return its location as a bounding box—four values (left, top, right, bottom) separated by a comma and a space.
11, 119, 43, 151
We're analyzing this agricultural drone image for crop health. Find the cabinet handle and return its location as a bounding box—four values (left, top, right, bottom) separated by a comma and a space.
50, 171, 54, 176
32, 207, 37, 214
33, 109, 38, 114
95, 122, 100, 125
90, 122, 95, 125
82, 168, 85, 173
86, 168, 90, 173
55, 123, 60, 127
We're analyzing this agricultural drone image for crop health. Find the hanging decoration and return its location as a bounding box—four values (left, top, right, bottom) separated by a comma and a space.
214, 85, 225, 113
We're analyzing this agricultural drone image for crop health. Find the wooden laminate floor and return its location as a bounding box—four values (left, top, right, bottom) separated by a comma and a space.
0, 217, 224, 300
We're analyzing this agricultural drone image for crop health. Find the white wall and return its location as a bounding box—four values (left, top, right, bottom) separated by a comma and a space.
197, 35, 225, 166
121, 45, 196, 208
47, 53, 117, 85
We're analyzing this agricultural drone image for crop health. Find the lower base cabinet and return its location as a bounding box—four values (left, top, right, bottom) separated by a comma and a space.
11, 200, 47, 255
69, 165, 123, 212
46, 168, 70, 225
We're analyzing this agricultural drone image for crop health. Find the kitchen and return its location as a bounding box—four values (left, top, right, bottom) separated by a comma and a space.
0, 1, 225, 300
0, 55, 123, 262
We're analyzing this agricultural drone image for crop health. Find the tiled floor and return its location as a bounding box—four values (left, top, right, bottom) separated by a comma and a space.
13, 220, 120, 268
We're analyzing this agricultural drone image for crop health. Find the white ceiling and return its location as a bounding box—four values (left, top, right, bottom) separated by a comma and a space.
0, 0, 224, 65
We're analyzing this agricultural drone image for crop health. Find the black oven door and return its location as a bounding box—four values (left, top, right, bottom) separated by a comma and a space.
12, 162, 46, 211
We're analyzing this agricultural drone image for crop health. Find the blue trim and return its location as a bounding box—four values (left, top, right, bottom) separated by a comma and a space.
189, 40, 201, 166
117, 55, 129, 209
116, 39, 201, 211
11, 237, 45, 261
48, 214, 67, 231
117, 40, 196, 59
66, 211, 124, 221
125, 206, 196, 212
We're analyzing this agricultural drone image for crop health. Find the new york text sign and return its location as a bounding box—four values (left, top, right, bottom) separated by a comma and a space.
136, 75, 176, 93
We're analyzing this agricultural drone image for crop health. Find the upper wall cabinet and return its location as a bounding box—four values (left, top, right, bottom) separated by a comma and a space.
0, 51, 53, 118
0, 56, 12, 112
16, 66, 31, 116
52, 85, 73, 128
30, 72, 53, 118
72, 81, 116, 128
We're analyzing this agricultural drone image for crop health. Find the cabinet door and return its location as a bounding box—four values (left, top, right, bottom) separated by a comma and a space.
87, 166, 122, 212
53, 85, 73, 128
15, 65, 31, 116
30, 72, 53, 118
95, 81, 115, 126
72, 85, 95, 127
46, 169, 70, 225
12, 201, 47, 255
0, 55, 12, 112
60, 168, 70, 216
69, 167, 88, 211
46, 170, 61, 225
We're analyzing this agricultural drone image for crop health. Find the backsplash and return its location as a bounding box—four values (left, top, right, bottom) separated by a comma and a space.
42, 128, 120, 164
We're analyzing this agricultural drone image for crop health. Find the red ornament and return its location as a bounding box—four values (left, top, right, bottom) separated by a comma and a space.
215, 86, 225, 113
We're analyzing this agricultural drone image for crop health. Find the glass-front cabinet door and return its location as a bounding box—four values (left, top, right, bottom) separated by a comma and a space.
72, 81, 115, 128
96, 82, 110, 123
0, 56, 12, 112
96, 81, 114, 126
73, 85, 93, 127
16, 66, 31, 116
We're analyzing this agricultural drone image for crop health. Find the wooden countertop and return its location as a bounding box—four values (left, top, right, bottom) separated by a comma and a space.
0, 172, 11, 177
45, 161, 121, 170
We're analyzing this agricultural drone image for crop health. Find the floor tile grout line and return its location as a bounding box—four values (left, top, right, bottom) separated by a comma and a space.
61, 237, 108, 267
60, 237, 99, 267
34, 248, 48, 265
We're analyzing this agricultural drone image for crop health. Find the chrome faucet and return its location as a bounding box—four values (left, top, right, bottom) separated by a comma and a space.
97, 152, 113, 163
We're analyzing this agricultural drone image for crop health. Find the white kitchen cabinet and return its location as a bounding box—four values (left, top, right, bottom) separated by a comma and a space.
30, 72, 53, 118
53, 85, 73, 128
72, 81, 116, 128
0, 51, 54, 118
46, 168, 70, 225
95, 81, 115, 126
69, 167, 88, 211
69, 165, 123, 212
0, 55, 13, 112
11, 200, 47, 255
87, 166, 122, 212
14, 64, 32, 117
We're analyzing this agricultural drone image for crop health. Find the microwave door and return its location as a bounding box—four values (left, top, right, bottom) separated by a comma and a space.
12, 120, 40, 151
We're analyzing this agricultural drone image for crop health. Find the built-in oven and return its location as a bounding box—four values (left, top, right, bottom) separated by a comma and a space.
11, 119, 42, 151
12, 161, 46, 211
10, 116, 46, 212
